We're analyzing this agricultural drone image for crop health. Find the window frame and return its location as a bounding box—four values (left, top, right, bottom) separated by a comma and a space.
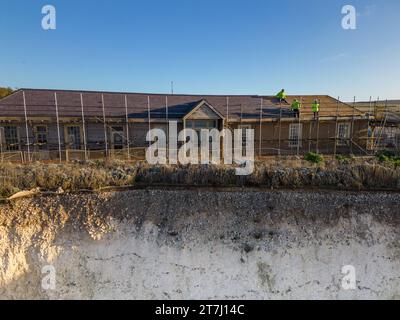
34, 125, 48, 150
289, 123, 302, 148
238, 124, 252, 155
3, 126, 20, 151
337, 123, 350, 146
65, 125, 82, 150
111, 126, 125, 150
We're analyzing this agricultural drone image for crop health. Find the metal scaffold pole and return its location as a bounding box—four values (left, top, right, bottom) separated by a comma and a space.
278, 101, 282, 157
297, 97, 302, 156
125, 95, 130, 160
308, 117, 312, 153
0, 127, 3, 162
350, 96, 356, 154
334, 97, 340, 157
101, 94, 109, 158
376, 99, 388, 150
374, 97, 380, 152
226, 97, 229, 128
22, 91, 31, 162
80, 93, 88, 161
259, 98, 263, 157
316, 98, 320, 154
54, 92, 62, 163
148, 96, 151, 148
166, 96, 169, 156
366, 96, 372, 154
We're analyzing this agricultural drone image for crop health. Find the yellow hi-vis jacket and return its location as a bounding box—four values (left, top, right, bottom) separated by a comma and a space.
276, 90, 286, 100
312, 102, 320, 112
291, 100, 301, 110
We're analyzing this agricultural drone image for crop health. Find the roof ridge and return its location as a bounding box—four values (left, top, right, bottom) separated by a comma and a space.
16, 88, 336, 99
16, 88, 260, 97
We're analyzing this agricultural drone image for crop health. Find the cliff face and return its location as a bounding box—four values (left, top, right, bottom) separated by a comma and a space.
1, 189, 400, 300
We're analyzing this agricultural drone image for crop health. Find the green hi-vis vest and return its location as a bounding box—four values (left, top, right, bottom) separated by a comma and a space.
312, 103, 320, 112
291, 101, 301, 110
277, 91, 286, 100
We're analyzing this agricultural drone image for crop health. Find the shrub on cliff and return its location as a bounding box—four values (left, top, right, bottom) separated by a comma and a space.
304, 152, 324, 164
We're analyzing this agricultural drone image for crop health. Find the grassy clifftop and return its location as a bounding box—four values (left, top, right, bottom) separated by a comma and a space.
0, 156, 399, 198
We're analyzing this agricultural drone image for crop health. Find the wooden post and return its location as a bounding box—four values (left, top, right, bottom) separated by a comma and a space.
22, 91, 31, 162
125, 95, 130, 160
259, 98, 263, 157
101, 94, 108, 158
333, 97, 340, 157
54, 92, 62, 163
80, 93, 88, 161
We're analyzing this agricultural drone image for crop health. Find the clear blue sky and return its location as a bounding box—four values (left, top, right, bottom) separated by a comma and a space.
1, 0, 399, 101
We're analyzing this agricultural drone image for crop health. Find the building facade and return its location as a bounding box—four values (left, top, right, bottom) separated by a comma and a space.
0, 89, 370, 161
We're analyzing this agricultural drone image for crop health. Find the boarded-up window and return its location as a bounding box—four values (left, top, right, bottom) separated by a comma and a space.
289, 123, 302, 148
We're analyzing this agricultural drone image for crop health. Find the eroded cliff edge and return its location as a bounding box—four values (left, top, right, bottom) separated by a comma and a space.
1, 189, 400, 299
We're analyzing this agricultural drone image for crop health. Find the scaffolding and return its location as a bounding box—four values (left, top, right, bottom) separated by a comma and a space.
0, 92, 398, 163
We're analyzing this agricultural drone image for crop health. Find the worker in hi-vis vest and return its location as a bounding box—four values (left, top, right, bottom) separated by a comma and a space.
291, 99, 301, 118
276, 89, 287, 103
312, 99, 320, 120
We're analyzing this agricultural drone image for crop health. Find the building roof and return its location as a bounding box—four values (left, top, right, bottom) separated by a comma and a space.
0, 88, 364, 121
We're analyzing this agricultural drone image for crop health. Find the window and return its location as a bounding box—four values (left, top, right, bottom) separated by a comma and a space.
239, 125, 252, 156
186, 120, 217, 130
187, 120, 218, 150
35, 126, 48, 150
289, 123, 302, 148
66, 126, 81, 150
111, 126, 124, 150
4, 126, 19, 151
337, 123, 350, 146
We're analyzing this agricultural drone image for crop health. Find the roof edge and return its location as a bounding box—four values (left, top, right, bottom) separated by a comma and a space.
15, 87, 339, 99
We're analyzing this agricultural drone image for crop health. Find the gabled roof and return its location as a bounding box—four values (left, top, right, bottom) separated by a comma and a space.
183, 99, 225, 120
0, 88, 364, 121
